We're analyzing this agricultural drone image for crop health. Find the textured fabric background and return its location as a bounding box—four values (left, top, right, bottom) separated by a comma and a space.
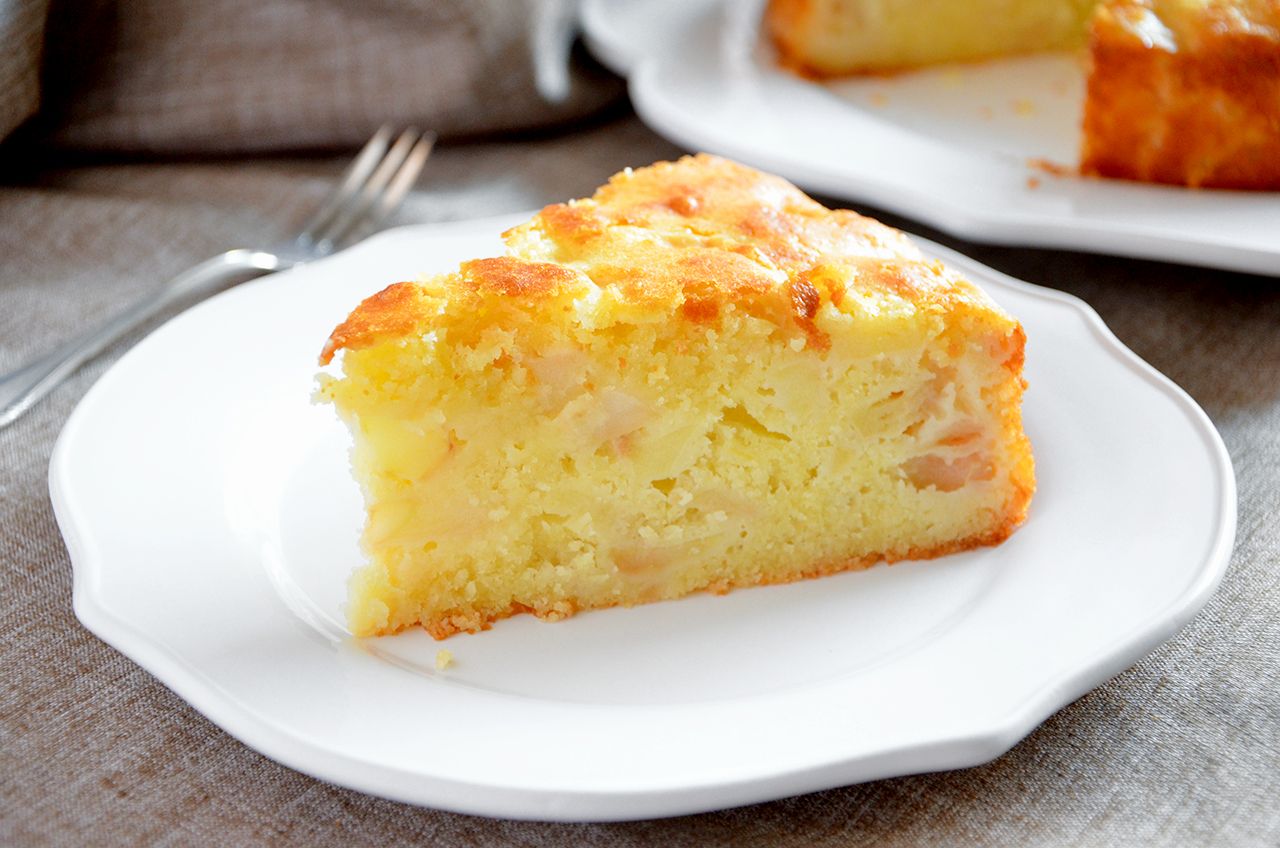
1, 2, 1279, 845
3, 114, 1278, 847
0, 0, 50, 141
9, 0, 621, 153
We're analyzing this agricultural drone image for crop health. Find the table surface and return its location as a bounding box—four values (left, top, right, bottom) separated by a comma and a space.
2, 114, 1277, 847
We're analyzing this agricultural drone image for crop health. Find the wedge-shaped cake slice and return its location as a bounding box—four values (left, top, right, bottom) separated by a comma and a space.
319, 155, 1035, 639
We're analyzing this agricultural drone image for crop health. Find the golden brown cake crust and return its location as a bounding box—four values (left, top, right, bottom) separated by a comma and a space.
1081, 0, 1280, 190
765, 0, 945, 78
764, 0, 818, 76
322, 154, 1000, 363
320, 258, 589, 364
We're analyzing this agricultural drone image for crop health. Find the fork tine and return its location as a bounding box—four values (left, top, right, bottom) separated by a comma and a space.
343, 133, 435, 247
295, 125, 393, 247
312, 128, 423, 253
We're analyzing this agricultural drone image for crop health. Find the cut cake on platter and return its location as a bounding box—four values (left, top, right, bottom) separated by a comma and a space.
767, 0, 1280, 189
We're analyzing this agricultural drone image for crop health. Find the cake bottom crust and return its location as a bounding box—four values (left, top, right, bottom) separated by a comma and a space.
395, 518, 1024, 640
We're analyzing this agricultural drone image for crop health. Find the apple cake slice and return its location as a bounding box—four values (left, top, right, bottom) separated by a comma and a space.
318, 155, 1035, 639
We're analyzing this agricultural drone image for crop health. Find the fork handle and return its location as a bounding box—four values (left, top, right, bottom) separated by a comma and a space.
0, 249, 279, 429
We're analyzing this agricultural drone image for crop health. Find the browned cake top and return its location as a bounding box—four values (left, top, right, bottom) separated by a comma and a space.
322, 155, 1006, 364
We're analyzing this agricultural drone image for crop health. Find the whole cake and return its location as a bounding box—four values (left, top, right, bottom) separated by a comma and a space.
767, 0, 1280, 190
319, 155, 1035, 639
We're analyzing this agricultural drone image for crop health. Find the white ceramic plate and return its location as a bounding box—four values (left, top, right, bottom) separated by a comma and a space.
582, 0, 1280, 277
53, 217, 1235, 821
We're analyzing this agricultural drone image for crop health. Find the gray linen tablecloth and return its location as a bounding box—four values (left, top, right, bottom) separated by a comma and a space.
3, 2, 1279, 846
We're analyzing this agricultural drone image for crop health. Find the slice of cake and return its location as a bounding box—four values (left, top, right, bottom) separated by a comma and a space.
318, 155, 1035, 639
1081, 0, 1280, 189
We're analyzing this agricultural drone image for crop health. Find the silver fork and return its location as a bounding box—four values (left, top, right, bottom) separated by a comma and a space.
0, 126, 434, 429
